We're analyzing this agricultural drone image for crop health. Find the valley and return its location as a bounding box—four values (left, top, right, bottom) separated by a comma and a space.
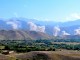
0, 50, 80, 60
0, 39, 80, 60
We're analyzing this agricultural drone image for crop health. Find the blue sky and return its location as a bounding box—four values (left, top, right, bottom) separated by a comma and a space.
0, 0, 80, 22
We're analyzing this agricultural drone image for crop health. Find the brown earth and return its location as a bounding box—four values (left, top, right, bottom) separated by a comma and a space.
0, 30, 51, 40
0, 50, 80, 60
16, 50, 80, 60
0, 54, 9, 60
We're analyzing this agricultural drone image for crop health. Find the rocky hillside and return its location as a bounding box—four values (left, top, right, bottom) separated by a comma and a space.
0, 30, 51, 40
0, 18, 80, 36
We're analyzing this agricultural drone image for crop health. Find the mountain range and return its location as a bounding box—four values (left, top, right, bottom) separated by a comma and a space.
0, 30, 51, 40
0, 18, 80, 34
0, 18, 80, 40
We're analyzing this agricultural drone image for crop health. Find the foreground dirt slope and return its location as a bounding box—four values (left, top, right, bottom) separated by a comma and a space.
0, 50, 80, 60
16, 50, 80, 60
0, 54, 9, 60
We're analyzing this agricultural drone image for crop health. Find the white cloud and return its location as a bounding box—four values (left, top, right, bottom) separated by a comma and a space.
65, 13, 80, 20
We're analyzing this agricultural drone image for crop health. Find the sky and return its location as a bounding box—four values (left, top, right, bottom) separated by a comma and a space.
0, 0, 80, 22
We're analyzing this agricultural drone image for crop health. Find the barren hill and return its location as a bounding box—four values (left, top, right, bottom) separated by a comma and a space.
0, 30, 51, 40
16, 51, 80, 60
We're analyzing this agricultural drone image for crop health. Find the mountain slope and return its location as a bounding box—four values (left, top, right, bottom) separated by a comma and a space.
0, 30, 51, 40
0, 18, 80, 35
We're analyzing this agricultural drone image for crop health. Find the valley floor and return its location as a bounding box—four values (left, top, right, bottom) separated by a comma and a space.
1, 50, 80, 60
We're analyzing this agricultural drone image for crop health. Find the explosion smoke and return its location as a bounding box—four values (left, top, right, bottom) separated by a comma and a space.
53, 26, 60, 36
28, 22, 37, 31
74, 27, 80, 35
62, 31, 70, 36
28, 22, 45, 33
7, 21, 18, 29
37, 26, 45, 33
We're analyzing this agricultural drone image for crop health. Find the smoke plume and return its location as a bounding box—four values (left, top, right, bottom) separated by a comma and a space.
62, 31, 70, 36
28, 22, 45, 33
37, 26, 45, 33
53, 26, 60, 36
74, 27, 80, 35
28, 22, 37, 31
7, 21, 18, 29
6, 20, 20, 29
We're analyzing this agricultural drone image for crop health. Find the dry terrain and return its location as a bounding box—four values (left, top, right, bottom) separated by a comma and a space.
10, 50, 80, 60
0, 50, 80, 60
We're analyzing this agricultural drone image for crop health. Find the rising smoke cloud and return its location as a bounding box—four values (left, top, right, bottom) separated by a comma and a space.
37, 26, 45, 33
28, 22, 37, 31
74, 27, 80, 35
53, 26, 60, 36
28, 22, 45, 33
62, 31, 70, 36
6, 20, 20, 29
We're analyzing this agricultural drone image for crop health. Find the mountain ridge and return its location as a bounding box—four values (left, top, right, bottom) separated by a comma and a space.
0, 18, 80, 36
0, 30, 52, 40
